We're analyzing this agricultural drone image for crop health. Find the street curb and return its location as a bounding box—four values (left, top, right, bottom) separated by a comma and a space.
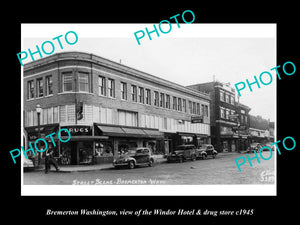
35, 158, 168, 173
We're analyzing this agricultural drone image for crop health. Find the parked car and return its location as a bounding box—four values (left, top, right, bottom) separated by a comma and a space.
262, 142, 275, 151
247, 142, 262, 153
167, 144, 197, 163
196, 144, 218, 159
113, 147, 154, 169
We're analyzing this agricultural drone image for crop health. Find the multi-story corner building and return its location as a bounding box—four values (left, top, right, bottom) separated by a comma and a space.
187, 81, 251, 152
23, 52, 211, 165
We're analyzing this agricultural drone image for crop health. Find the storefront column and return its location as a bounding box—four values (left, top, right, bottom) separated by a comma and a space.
113, 138, 119, 158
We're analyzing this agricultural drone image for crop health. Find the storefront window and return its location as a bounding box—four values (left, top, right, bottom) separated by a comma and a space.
95, 141, 114, 157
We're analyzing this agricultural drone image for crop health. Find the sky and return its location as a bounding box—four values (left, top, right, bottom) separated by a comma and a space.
22, 24, 276, 121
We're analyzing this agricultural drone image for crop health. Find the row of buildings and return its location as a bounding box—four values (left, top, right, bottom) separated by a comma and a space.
23, 52, 274, 165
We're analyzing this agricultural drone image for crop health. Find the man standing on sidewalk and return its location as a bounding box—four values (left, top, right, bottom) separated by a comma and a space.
45, 144, 60, 174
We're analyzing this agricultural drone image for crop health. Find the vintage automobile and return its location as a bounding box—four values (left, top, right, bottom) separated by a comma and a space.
247, 142, 262, 153
196, 144, 218, 159
167, 144, 197, 163
113, 147, 154, 169
262, 142, 275, 151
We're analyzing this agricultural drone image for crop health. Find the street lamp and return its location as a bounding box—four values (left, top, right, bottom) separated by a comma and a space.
36, 104, 42, 165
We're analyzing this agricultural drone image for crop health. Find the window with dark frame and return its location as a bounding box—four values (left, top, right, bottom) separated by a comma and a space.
192, 102, 196, 114
178, 98, 182, 111
45, 75, 53, 96
196, 103, 200, 115
173, 96, 177, 110
36, 77, 44, 97
139, 87, 144, 103
159, 93, 165, 108
108, 78, 115, 98
98, 76, 106, 96
63, 72, 73, 92
154, 91, 159, 106
78, 72, 89, 92
166, 94, 170, 109
183, 99, 186, 112
121, 82, 127, 100
145, 89, 151, 105
131, 85, 137, 102
27, 80, 34, 99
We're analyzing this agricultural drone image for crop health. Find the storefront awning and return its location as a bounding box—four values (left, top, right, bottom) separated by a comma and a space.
56, 135, 109, 141
95, 124, 163, 139
176, 132, 208, 138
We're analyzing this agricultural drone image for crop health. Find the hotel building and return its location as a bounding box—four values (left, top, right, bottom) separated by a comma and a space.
23, 52, 211, 165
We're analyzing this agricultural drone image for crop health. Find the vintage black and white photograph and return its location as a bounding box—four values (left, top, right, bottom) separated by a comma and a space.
20, 24, 276, 195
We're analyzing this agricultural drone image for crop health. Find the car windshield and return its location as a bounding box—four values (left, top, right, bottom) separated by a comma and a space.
199, 144, 209, 149
127, 149, 137, 154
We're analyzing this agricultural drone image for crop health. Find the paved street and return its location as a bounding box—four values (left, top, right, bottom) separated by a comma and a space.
23, 152, 275, 185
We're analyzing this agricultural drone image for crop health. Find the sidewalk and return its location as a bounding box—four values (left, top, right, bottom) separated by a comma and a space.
35, 155, 167, 173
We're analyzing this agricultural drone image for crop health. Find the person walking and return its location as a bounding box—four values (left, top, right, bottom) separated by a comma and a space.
45, 144, 60, 174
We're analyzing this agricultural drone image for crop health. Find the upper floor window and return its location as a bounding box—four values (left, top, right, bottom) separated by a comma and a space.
173, 97, 177, 110
192, 102, 196, 114
121, 82, 127, 100
45, 75, 53, 96
178, 98, 182, 111
145, 89, 151, 105
98, 76, 106, 96
108, 78, 115, 98
131, 85, 137, 102
225, 94, 230, 103
159, 93, 165, 108
166, 94, 170, 109
220, 91, 225, 101
220, 108, 225, 119
63, 72, 73, 92
78, 72, 89, 92
182, 99, 187, 112
139, 87, 144, 103
196, 103, 200, 115
230, 95, 235, 105
36, 78, 44, 97
204, 105, 209, 117
27, 80, 34, 99
154, 91, 159, 107
188, 101, 192, 113
225, 109, 230, 119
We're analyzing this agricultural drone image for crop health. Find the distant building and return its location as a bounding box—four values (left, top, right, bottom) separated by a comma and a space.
249, 115, 273, 144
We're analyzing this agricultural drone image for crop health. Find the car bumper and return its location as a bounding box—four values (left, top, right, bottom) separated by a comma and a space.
113, 162, 129, 167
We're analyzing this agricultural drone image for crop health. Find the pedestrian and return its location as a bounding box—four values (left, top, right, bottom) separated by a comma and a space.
45, 144, 60, 174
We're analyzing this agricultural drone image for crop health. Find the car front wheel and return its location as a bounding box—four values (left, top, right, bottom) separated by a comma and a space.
148, 158, 154, 167
128, 161, 135, 169
191, 154, 196, 161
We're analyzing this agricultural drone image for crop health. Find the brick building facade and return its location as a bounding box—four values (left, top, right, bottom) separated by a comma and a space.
23, 52, 211, 165
187, 81, 251, 152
